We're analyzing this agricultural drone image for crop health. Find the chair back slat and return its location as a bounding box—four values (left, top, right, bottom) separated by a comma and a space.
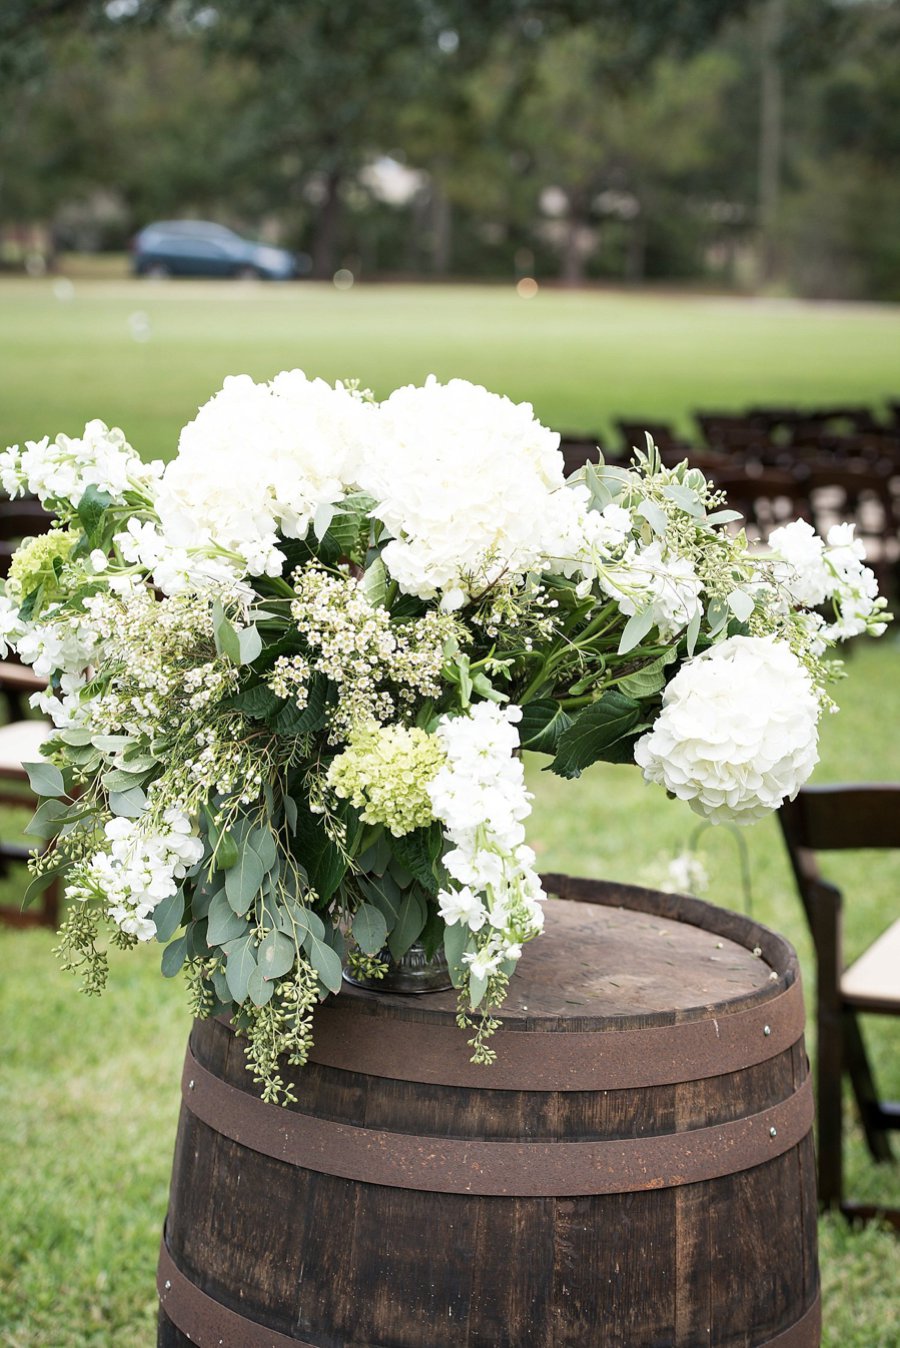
782, 784, 900, 852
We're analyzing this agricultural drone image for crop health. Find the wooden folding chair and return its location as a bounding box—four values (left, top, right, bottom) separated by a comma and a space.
780, 784, 900, 1227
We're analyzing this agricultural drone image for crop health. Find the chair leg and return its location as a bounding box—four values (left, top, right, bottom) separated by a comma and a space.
844, 1011, 894, 1164
816, 1004, 845, 1209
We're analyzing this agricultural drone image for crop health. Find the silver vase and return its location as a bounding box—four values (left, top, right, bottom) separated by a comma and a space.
343, 940, 452, 994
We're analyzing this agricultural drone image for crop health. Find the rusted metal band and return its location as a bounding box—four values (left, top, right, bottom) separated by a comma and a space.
766, 1291, 821, 1347
158, 1235, 314, 1347
158, 1231, 819, 1348
306, 976, 805, 1092
181, 1045, 813, 1197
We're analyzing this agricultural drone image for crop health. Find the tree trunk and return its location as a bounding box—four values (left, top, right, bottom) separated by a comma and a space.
757, 0, 785, 287
311, 169, 343, 280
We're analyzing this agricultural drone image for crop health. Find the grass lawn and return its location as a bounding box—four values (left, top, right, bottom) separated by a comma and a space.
1, 276, 900, 459
0, 278, 898, 1345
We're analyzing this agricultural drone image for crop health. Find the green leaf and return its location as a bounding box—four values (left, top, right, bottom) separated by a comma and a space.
161, 935, 187, 978
215, 828, 240, 871
76, 484, 114, 545
207, 888, 249, 944
23, 761, 65, 797
257, 928, 296, 980
186, 917, 211, 959
362, 556, 388, 608
518, 699, 573, 755
304, 932, 343, 993
22, 864, 69, 910
267, 674, 327, 736
153, 890, 185, 943
103, 766, 150, 794
387, 889, 427, 961
388, 828, 441, 894
443, 921, 471, 980
662, 483, 704, 518
232, 683, 281, 720
290, 801, 354, 902
278, 898, 325, 942
224, 843, 265, 915
352, 902, 388, 955
217, 617, 242, 664
550, 691, 644, 779
468, 970, 489, 1008
225, 935, 257, 1004
247, 966, 276, 1007
637, 499, 668, 535
25, 798, 71, 839
109, 785, 147, 818
686, 606, 702, 656
283, 795, 298, 834
237, 624, 262, 665
618, 606, 657, 655
617, 650, 676, 699
249, 824, 278, 873
357, 870, 403, 924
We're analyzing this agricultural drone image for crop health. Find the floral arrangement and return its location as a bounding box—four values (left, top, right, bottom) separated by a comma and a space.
0, 373, 888, 1102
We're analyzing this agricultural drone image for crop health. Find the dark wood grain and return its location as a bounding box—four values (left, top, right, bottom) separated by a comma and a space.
159, 882, 820, 1348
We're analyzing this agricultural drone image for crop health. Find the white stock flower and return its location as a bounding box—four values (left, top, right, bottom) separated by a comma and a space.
428, 702, 545, 970
1, 421, 160, 509
634, 634, 820, 823
78, 810, 204, 942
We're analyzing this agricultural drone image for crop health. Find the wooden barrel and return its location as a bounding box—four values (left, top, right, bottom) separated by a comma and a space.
158, 875, 820, 1348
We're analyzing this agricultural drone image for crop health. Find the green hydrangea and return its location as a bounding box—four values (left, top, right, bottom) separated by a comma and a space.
7, 529, 78, 603
327, 724, 445, 837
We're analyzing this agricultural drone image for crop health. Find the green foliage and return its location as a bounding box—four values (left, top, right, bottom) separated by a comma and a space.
550, 691, 646, 778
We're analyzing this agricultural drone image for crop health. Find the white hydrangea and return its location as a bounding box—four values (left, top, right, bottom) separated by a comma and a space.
0, 420, 161, 508
155, 371, 374, 578
72, 809, 204, 941
428, 701, 545, 977
634, 634, 820, 823
359, 376, 571, 609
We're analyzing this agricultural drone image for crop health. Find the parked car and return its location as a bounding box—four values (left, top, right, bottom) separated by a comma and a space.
132, 221, 298, 280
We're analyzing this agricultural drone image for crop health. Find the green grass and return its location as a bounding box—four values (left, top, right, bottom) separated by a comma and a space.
2, 277, 900, 459
1, 279, 898, 1345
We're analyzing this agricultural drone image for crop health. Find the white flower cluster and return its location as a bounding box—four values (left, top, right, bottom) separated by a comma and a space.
603, 539, 704, 639
113, 516, 250, 599
71, 809, 203, 941
155, 371, 373, 578
0, 419, 161, 508
360, 376, 584, 610
428, 702, 545, 979
768, 519, 888, 642
634, 635, 820, 823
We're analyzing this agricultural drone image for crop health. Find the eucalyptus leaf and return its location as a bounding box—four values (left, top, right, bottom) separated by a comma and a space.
727, 589, 755, 622
225, 935, 257, 1004
247, 966, 276, 1007
152, 890, 185, 943
636, 498, 668, 535
387, 889, 427, 962
257, 928, 296, 980
249, 824, 278, 873
662, 483, 704, 518
103, 766, 149, 794
224, 843, 265, 915
617, 607, 656, 656
237, 625, 263, 665
686, 606, 702, 656
442, 921, 470, 979
25, 798, 71, 839
23, 760, 65, 798
283, 795, 298, 834
22, 864, 69, 909
467, 971, 489, 1009
207, 889, 248, 945
352, 902, 388, 956
304, 932, 343, 993
109, 785, 148, 818
160, 934, 187, 978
